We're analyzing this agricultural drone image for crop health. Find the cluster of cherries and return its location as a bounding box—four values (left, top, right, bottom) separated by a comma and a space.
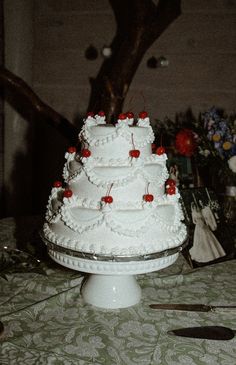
101, 187, 155, 204
53, 178, 176, 203
68, 145, 91, 158
87, 110, 147, 120
165, 178, 176, 195
53, 181, 73, 198
69, 144, 165, 161
118, 110, 147, 120
100, 182, 157, 204
87, 111, 105, 118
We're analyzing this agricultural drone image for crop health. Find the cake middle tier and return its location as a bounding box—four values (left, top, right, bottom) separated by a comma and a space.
63, 154, 168, 200
79, 123, 154, 159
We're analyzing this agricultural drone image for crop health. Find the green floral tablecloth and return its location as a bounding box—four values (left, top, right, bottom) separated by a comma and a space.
0, 217, 236, 365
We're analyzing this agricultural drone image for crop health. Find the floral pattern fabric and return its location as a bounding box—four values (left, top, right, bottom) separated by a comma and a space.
0, 217, 236, 365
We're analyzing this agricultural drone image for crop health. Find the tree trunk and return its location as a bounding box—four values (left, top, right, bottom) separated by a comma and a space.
88, 0, 181, 122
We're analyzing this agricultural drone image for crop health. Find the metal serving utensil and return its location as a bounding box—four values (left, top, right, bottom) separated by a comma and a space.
149, 303, 236, 313
168, 325, 235, 340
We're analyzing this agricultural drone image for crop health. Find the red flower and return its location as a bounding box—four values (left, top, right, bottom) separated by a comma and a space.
175, 129, 196, 157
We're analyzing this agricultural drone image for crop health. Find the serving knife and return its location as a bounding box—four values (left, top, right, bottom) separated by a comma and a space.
149, 303, 236, 312
168, 326, 235, 340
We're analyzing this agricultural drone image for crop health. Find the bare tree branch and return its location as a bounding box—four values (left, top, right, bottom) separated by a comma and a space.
0, 66, 78, 141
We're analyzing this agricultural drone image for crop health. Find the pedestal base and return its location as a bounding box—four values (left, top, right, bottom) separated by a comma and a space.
82, 274, 141, 309
43, 237, 187, 309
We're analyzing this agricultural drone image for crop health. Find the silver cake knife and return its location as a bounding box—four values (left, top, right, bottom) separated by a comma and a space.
149, 303, 236, 312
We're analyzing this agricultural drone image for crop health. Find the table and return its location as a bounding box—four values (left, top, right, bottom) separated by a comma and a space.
0, 216, 236, 365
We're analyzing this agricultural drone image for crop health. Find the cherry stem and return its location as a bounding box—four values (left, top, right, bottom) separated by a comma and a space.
107, 183, 113, 196
146, 182, 150, 194
160, 133, 163, 146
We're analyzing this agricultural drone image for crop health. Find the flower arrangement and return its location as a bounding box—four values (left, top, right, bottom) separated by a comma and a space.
153, 107, 236, 189
201, 108, 236, 176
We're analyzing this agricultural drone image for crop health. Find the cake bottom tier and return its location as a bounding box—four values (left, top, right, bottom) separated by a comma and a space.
43, 220, 187, 256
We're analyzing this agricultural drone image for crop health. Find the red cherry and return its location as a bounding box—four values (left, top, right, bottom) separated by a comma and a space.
156, 146, 165, 155
87, 111, 94, 117
129, 150, 140, 158
139, 111, 148, 119
53, 181, 62, 188
102, 196, 113, 204
63, 189, 73, 198
126, 111, 134, 119
67, 146, 76, 153
118, 113, 127, 120
81, 149, 91, 157
98, 111, 105, 117
143, 194, 154, 202
166, 186, 176, 195
166, 179, 176, 187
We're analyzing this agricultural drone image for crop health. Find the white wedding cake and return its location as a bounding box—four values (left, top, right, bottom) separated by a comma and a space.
43, 111, 187, 257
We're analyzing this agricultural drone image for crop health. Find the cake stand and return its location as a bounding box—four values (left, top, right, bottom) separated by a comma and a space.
42, 236, 187, 309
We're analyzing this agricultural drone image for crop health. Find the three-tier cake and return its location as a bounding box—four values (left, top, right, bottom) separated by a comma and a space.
43, 111, 187, 257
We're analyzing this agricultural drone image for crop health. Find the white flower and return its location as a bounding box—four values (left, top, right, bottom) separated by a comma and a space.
199, 147, 210, 157
203, 149, 210, 157
228, 155, 236, 173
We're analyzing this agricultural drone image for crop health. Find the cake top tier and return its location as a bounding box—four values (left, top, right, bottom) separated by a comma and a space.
79, 111, 155, 149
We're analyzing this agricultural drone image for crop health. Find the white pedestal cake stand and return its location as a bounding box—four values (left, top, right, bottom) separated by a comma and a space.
42, 236, 187, 309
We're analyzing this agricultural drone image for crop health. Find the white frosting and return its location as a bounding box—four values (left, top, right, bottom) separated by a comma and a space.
44, 114, 187, 256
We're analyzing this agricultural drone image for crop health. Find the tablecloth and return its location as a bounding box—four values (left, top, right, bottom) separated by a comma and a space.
0, 217, 236, 365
